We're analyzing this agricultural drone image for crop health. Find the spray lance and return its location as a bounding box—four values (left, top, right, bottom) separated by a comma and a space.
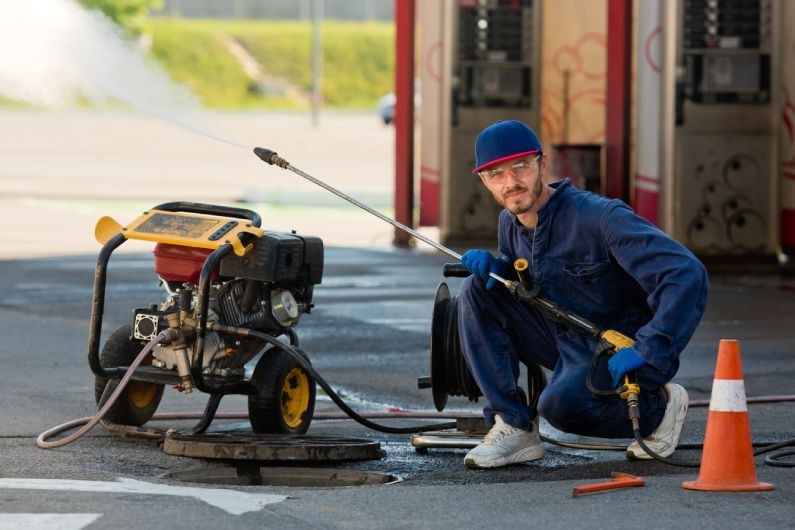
253, 147, 641, 429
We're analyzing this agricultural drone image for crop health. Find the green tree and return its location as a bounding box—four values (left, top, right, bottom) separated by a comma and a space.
79, 0, 163, 34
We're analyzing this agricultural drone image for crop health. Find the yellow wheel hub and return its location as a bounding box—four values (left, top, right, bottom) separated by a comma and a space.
127, 381, 159, 409
281, 368, 311, 428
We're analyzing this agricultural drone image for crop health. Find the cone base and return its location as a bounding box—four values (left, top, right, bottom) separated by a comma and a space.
681, 479, 774, 492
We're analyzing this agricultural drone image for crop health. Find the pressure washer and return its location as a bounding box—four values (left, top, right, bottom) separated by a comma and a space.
38, 146, 795, 470
38, 193, 464, 449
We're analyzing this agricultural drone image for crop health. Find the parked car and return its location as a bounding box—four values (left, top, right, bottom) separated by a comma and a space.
377, 92, 397, 124
376, 83, 420, 125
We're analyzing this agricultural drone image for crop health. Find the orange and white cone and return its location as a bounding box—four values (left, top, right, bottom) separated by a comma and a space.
682, 339, 773, 491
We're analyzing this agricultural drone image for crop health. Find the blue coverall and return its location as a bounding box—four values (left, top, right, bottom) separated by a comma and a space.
457, 179, 709, 438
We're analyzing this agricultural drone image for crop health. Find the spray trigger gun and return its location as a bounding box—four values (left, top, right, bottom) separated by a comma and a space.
598, 330, 642, 428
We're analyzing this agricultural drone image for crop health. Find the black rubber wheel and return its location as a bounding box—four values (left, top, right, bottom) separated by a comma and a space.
94, 325, 164, 426
248, 347, 316, 434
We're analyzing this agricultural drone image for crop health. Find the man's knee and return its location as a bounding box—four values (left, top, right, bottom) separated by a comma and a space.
537, 384, 593, 432
458, 275, 485, 304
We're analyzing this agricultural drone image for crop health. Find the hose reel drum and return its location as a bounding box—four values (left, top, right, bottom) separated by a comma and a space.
418, 275, 547, 416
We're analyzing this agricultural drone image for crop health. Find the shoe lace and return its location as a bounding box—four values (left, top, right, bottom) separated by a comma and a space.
483, 422, 516, 444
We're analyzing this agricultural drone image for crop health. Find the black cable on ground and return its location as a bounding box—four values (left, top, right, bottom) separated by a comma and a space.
213, 324, 457, 435
625, 401, 795, 467
546, 414, 795, 467
630, 429, 701, 467
765, 451, 795, 467
631, 436, 795, 468
753, 438, 795, 467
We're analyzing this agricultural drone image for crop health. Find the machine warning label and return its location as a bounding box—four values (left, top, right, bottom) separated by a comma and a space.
135, 213, 218, 239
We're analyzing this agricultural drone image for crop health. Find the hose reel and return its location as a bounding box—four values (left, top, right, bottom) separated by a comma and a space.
424, 282, 481, 411
418, 276, 547, 416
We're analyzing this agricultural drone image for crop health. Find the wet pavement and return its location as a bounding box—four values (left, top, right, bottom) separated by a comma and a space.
0, 245, 794, 528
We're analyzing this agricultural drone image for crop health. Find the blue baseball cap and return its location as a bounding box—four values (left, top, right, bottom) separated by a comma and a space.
472, 120, 542, 173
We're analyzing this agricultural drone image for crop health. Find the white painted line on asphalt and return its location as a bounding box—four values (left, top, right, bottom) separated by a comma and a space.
0, 513, 101, 530
0, 478, 286, 515
365, 318, 429, 325
364, 317, 429, 332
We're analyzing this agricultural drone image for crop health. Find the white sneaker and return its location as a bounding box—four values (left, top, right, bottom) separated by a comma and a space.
464, 415, 545, 469
626, 383, 689, 460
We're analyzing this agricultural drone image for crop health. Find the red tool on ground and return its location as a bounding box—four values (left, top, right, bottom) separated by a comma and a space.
572, 472, 645, 497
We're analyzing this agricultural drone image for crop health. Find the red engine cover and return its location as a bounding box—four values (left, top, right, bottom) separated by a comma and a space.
153, 243, 215, 284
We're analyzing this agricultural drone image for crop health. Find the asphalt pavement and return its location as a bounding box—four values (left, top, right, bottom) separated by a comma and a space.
1, 111, 794, 529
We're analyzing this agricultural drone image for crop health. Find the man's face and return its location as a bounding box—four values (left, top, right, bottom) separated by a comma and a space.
478, 155, 546, 215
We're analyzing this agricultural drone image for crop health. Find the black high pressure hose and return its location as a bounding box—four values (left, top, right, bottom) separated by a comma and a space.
585, 345, 795, 467
632, 422, 795, 468
755, 440, 795, 468
585, 350, 697, 467
210, 323, 457, 434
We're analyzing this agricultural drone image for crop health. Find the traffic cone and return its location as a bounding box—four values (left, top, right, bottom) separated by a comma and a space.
682, 339, 773, 491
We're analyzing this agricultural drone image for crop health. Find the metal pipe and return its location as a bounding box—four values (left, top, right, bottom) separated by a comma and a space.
87, 233, 127, 378
252, 147, 512, 286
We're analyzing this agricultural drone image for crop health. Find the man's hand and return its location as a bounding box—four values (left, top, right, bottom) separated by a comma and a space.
607, 347, 648, 387
461, 250, 508, 290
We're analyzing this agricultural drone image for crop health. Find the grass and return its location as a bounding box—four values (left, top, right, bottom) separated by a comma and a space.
145, 18, 394, 109
145, 19, 265, 108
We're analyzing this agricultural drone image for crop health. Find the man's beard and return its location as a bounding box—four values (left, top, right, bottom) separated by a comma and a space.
499, 177, 543, 215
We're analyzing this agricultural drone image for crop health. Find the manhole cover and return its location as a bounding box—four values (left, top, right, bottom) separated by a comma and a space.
164, 466, 400, 487
162, 433, 384, 461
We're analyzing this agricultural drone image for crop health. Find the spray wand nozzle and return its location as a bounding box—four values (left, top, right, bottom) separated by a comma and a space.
254, 147, 289, 168
251, 145, 487, 270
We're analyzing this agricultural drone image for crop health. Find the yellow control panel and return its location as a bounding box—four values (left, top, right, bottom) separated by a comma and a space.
95, 210, 264, 256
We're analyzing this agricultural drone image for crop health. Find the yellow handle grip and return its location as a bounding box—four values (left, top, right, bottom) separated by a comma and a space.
601, 329, 635, 350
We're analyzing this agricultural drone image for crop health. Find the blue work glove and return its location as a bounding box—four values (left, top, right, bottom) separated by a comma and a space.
607, 347, 648, 387
461, 250, 508, 290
